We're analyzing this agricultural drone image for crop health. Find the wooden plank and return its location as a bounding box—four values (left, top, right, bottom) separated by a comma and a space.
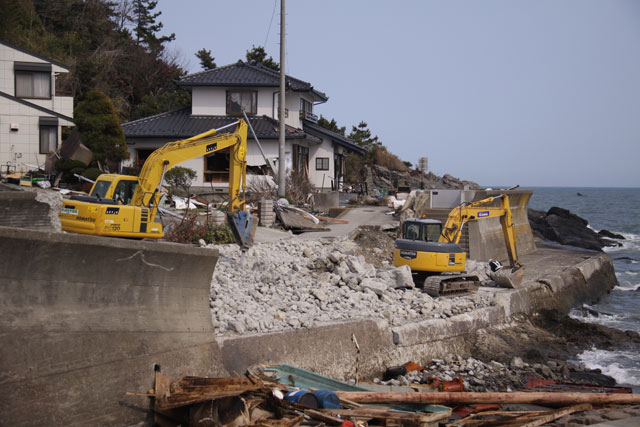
322, 407, 450, 423
314, 215, 349, 224
304, 409, 344, 424
335, 391, 640, 407
508, 404, 592, 427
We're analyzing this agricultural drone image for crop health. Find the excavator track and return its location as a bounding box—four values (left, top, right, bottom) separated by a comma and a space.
423, 274, 480, 298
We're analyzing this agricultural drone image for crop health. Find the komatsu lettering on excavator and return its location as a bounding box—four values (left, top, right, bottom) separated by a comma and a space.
59, 120, 255, 249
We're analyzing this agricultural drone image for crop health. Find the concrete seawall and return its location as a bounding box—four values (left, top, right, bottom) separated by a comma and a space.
0, 226, 220, 426
212, 246, 616, 383
0, 223, 617, 425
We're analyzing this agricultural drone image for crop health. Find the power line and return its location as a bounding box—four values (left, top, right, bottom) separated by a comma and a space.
263, 0, 278, 48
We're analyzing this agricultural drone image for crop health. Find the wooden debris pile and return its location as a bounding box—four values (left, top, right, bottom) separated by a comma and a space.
130, 369, 451, 426
129, 369, 640, 426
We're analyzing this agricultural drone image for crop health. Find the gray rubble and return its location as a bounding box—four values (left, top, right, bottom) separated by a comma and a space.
378, 353, 611, 392
209, 237, 494, 336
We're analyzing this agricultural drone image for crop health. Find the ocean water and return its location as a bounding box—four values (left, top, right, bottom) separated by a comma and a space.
526, 187, 640, 387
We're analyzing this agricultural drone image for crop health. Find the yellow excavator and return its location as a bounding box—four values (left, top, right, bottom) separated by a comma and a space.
59, 120, 255, 248
394, 194, 522, 297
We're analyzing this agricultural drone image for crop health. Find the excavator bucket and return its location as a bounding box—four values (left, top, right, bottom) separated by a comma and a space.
491, 266, 524, 289
227, 210, 256, 250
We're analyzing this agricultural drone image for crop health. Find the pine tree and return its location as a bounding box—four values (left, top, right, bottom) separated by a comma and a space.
317, 116, 346, 136
246, 45, 279, 71
196, 48, 216, 70
348, 121, 380, 150
133, 0, 175, 54
74, 89, 129, 167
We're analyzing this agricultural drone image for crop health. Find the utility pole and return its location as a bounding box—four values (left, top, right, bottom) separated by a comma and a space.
278, 0, 286, 197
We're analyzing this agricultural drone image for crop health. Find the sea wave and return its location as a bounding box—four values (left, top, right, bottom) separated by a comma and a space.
603, 232, 640, 254
570, 306, 624, 323
578, 348, 640, 386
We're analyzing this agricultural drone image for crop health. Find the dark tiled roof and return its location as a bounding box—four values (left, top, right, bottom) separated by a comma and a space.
178, 60, 328, 101
122, 108, 321, 143
0, 91, 74, 123
0, 40, 70, 70
303, 120, 365, 155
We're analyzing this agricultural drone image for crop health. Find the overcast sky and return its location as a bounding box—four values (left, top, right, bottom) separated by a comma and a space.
157, 0, 640, 188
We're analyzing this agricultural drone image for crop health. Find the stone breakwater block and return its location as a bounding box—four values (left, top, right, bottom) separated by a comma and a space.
393, 265, 415, 289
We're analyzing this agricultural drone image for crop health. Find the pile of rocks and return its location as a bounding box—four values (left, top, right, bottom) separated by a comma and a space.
377, 353, 609, 392
209, 237, 494, 335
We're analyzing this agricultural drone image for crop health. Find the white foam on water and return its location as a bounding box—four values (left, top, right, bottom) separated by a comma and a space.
603, 232, 640, 253
616, 285, 640, 292
578, 348, 640, 386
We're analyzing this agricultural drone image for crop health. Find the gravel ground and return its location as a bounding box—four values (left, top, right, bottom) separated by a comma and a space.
208, 236, 494, 336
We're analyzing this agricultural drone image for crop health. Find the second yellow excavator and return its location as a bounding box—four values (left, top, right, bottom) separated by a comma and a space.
59, 120, 255, 248
394, 194, 522, 297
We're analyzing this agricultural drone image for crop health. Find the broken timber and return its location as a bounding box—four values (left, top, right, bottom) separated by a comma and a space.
335, 391, 640, 407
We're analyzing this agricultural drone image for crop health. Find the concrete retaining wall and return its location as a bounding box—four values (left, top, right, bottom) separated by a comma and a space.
0, 187, 62, 231
0, 221, 617, 425
0, 226, 220, 426
213, 248, 616, 383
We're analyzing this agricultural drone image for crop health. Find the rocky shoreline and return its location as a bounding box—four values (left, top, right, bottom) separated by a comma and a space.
376, 311, 640, 424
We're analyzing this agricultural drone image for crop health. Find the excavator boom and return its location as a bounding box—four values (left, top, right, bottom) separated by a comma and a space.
439, 194, 520, 268
59, 120, 254, 248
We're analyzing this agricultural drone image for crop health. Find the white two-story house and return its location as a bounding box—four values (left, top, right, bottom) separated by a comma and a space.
0, 41, 74, 174
121, 60, 363, 192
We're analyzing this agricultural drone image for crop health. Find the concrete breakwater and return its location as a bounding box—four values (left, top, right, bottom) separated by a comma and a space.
0, 224, 616, 426
215, 245, 617, 380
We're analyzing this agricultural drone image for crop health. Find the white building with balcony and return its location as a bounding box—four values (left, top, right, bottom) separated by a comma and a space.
0, 41, 74, 174
122, 60, 364, 192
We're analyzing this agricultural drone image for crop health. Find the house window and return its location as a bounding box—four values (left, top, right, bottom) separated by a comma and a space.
316, 157, 329, 171
39, 125, 57, 153
16, 71, 51, 98
226, 90, 257, 115
15, 62, 53, 99
300, 98, 313, 114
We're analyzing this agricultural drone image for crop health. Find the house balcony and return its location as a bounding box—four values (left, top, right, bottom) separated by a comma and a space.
299, 110, 318, 123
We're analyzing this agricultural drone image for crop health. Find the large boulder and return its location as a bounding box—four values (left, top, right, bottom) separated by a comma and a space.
528, 207, 623, 251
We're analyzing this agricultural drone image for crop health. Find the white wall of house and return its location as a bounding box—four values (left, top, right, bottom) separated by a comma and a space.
191, 86, 309, 129
0, 96, 72, 171
0, 43, 73, 171
0, 43, 73, 117
309, 137, 335, 190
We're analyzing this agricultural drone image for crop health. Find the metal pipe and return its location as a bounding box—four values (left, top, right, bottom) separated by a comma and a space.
214, 121, 239, 133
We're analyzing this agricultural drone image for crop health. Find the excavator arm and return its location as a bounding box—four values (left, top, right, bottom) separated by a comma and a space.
132, 121, 248, 213
59, 120, 255, 248
132, 119, 254, 248
440, 194, 521, 268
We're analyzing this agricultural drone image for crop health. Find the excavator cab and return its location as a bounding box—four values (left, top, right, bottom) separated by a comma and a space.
403, 220, 442, 242
394, 218, 467, 274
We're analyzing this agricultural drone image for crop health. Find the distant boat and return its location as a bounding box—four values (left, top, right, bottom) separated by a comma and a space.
577, 192, 585, 196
